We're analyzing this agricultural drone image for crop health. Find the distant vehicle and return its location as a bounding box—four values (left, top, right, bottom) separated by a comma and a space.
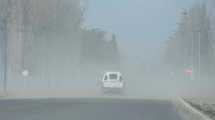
101, 72, 124, 92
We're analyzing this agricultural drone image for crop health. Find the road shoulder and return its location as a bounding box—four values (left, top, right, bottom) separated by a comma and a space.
175, 97, 212, 120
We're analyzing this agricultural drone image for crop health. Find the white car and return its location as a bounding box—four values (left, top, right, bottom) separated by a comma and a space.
102, 72, 124, 90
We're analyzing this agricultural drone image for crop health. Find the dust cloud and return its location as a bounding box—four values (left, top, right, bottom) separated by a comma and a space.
0, 0, 214, 99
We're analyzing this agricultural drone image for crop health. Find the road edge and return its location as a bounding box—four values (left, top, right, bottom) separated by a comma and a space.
177, 97, 212, 120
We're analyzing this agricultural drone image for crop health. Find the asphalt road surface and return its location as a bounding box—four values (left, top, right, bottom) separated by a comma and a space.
0, 98, 185, 120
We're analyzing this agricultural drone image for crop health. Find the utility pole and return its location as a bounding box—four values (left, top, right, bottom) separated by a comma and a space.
198, 31, 201, 80
3, 0, 13, 95
186, 11, 195, 80
191, 31, 194, 80
3, 19, 7, 94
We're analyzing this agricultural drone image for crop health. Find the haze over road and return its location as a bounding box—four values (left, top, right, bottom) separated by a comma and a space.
0, 98, 186, 120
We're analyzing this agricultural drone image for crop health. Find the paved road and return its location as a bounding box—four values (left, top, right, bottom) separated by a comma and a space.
0, 98, 185, 120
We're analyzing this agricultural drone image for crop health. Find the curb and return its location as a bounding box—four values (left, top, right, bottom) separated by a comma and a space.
177, 97, 212, 120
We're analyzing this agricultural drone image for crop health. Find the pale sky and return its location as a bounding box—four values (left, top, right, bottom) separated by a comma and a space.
85, 0, 197, 62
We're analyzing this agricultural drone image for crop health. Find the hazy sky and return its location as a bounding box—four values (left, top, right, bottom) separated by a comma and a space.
85, 0, 196, 62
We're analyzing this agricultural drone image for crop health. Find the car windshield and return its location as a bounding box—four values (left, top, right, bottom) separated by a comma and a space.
0, 0, 214, 120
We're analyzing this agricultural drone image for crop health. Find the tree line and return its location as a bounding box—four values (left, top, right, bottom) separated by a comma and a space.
164, 2, 215, 79
0, 0, 120, 80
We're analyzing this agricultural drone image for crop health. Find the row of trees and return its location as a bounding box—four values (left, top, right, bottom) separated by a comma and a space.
164, 3, 215, 79
0, 0, 120, 83
81, 29, 119, 66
